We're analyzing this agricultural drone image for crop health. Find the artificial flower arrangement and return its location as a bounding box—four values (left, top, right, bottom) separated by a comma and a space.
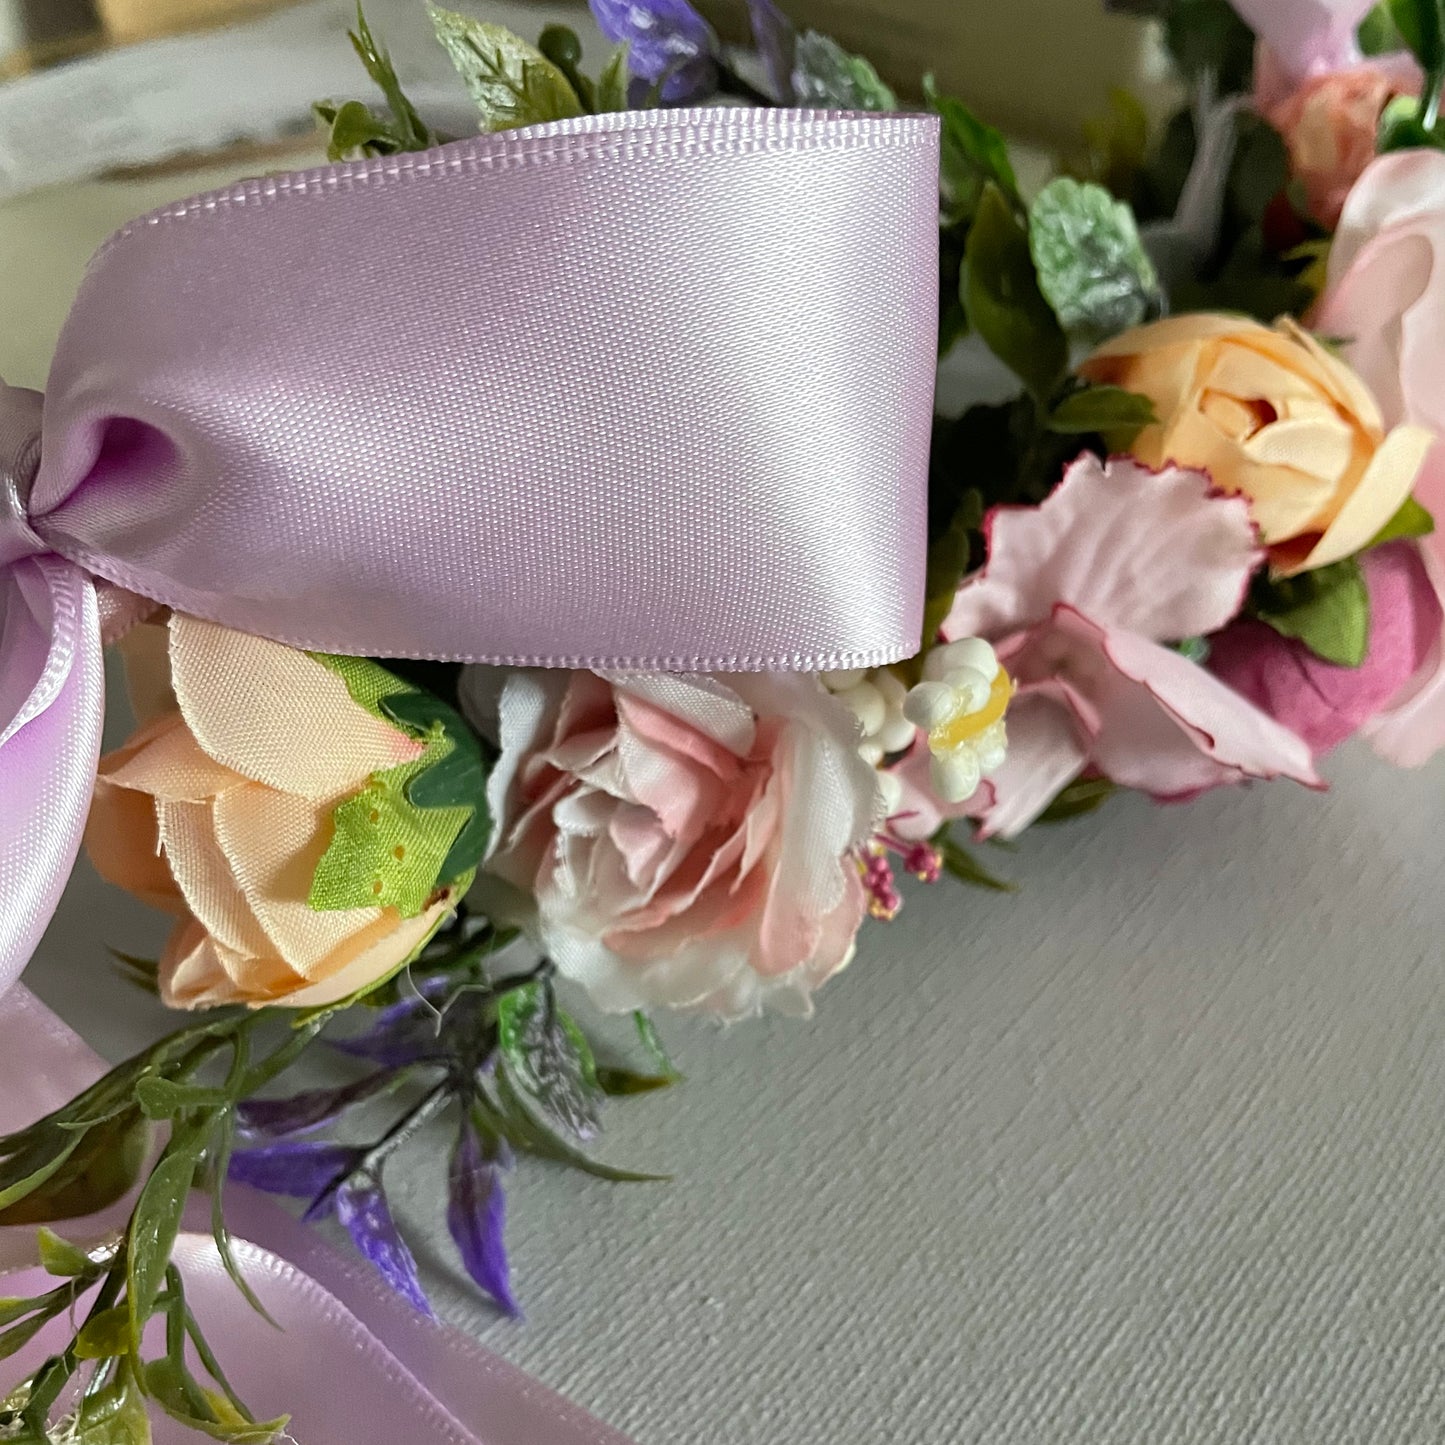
2, 0, 1444, 1437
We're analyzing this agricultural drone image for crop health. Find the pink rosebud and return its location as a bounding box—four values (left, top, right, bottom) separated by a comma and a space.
1208, 541, 1443, 754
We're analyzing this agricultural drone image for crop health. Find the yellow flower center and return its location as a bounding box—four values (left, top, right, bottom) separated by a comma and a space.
931, 666, 1012, 753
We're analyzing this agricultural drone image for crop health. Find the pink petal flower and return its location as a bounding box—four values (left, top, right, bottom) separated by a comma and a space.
944, 454, 1260, 645
1232, 0, 1373, 80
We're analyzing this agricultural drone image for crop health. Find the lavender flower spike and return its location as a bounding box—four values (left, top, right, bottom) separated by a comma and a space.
747, 0, 796, 103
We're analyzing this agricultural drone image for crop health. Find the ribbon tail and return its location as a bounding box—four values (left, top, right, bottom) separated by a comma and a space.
0, 988, 634, 1445
0, 555, 103, 997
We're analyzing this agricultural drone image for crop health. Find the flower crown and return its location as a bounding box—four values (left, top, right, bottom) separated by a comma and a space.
2, 0, 1444, 1438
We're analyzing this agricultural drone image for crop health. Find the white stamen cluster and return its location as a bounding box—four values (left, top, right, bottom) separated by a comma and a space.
902, 637, 1009, 803
822, 667, 915, 818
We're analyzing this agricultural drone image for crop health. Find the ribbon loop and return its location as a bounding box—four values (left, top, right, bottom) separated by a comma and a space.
0, 384, 44, 571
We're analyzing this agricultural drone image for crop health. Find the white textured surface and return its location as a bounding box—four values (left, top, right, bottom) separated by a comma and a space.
10, 153, 1445, 1445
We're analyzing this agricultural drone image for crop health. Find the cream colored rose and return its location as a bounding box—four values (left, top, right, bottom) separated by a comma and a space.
1081, 314, 1432, 574
86, 616, 457, 1009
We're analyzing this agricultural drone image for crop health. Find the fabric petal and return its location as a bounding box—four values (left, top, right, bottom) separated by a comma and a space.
967, 686, 1091, 840
944, 454, 1260, 643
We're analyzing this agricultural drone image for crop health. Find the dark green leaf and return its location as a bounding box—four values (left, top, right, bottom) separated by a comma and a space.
0, 1297, 46, 1328
595, 1068, 674, 1096
428, 4, 584, 131
1378, 94, 1442, 150
0, 1110, 152, 1226
1159, 0, 1256, 92
36, 1228, 93, 1278
0, 1313, 50, 1362
916, 487, 983, 664
1047, 385, 1157, 439
1035, 776, 1116, 824
923, 73, 1019, 222
1360, 4, 1406, 53
348, 3, 438, 150
1388, 0, 1445, 72
0, 1129, 84, 1214
1029, 177, 1160, 342
127, 1113, 219, 1346
964, 185, 1068, 401
497, 983, 603, 1141
935, 833, 1015, 892
1253, 558, 1371, 667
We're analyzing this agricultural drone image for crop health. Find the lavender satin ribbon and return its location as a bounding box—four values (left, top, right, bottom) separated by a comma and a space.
0, 986, 633, 1445
0, 106, 940, 994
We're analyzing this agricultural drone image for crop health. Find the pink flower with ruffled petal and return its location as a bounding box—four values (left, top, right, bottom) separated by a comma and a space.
1316, 151, 1445, 764
1234, 0, 1374, 85
927, 455, 1320, 839
467, 669, 877, 1020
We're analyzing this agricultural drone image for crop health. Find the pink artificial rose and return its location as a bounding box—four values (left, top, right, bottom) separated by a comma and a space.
1207, 541, 1444, 754
1261, 62, 1418, 229
467, 669, 878, 1019
1315, 150, 1445, 763
923, 455, 1319, 840
1232, 0, 1375, 83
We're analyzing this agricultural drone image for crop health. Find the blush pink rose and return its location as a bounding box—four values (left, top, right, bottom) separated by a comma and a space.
1207, 541, 1443, 754
1261, 62, 1418, 228
927, 455, 1319, 839
1316, 150, 1445, 763
466, 668, 878, 1020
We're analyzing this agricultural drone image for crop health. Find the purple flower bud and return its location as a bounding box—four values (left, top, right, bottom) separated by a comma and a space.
336, 1175, 433, 1317
588, 0, 717, 102
447, 1118, 518, 1317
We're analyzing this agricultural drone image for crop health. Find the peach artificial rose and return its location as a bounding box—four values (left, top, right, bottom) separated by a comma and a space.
86, 615, 459, 1010
466, 668, 878, 1020
1080, 314, 1432, 574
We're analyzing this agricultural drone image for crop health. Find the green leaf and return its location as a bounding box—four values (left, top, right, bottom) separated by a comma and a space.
488, 1073, 668, 1183
72, 1374, 154, 1445
314, 98, 402, 161
934, 833, 1015, 892
1370, 494, 1436, 547
633, 1011, 680, 1080
1388, 0, 1445, 72
135, 1079, 231, 1121
1035, 776, 1116, 824
923, 74, 1019, 223
0, 1298, 45, 1328
73, 1306, 132, 1361
144, 1356, 287, 1443
594, 1068, 675, 1096
1156, 0, 1256, 92
917, 487, 983, 663
36, 1228, 92, 1278
1378, 92, 1442, 150
0, 1110, 152, 1226
127, 1114, 219, 1348
964, 185, 1069, 402
1029, 177, 1159, 343
790, 30, 896, 109
1254, 558, 1371, 667
428, 4, 584, 132
597, 44, 631, 112
1047, 385, 1157, 441
497, 982, 603, 1141
0, 1129, 84, 1215
1360, 4, 1406, 53
348, 3, 437, 150
0, 1313, 51, 1362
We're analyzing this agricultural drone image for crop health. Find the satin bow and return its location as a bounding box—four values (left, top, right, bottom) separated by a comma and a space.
0, 106, 940, 998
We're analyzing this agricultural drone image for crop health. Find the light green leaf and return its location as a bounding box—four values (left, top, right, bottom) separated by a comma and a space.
1255, 558, 1371, 667
964, 184, 1069, 401
497, 982, 603, 1141
1029, 177, 1159, 343
923, 74, 1018, 223
135, 1079, 231, 1121
127, 1114, 218, 1348
597, 44, 631, 111
633, 1011, 681, 1080
36, 1228, 92, 1278
314, 98, 401, 161
791, 30, 896, 109
73, 1375, 154, 1445
1047, 385, 1157, 440
345, 4, 438, 152
428, 4, 584, 132
1370, 494, 1435, 547
73, 1305, 132, 1361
